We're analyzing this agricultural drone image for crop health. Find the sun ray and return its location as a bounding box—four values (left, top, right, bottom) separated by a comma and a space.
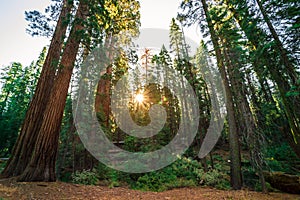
135, 93, 144, 103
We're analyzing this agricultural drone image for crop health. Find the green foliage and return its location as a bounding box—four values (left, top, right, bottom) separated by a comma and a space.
134, 171, 178, 192
241, 142, 300, 191
82, 156, 230, 192
7, 0, 298, 192
199, 168, 230, 189
242, 167, 275, 192
0, 161, 6, 174
56, 95, 76, 180
71, 169, 98, 185
286, 85, 300, 97
254, 181, 274, 192
123, 126, 172, 153
242, 165, 258, 188
132, 156, 230, 192
0, 48, 45, 157
95, 162, 131, 188
59, 171, 73, 183
265, 143, 300, 174
107, 170, 121, 188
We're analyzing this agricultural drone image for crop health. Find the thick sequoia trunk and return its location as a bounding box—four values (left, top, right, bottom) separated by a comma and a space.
200, 0, 242, 189
0, 0, 73, 178
18, 1, 88, 182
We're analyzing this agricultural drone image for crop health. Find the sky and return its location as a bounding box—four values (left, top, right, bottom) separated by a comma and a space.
0, 0, 202, 68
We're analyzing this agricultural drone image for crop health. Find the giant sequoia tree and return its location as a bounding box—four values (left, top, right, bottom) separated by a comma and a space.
1, 0, 140, 181
18, 0, 89, 181
1, 0, 74, 178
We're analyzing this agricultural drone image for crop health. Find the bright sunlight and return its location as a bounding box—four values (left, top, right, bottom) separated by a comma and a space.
135, 93, 144, 103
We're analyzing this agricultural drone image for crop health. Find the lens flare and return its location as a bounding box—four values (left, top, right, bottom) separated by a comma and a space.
135, 93, 144, 103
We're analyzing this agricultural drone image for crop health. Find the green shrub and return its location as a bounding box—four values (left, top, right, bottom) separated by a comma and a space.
199, 169, 230, 190
242, 167, 258, 189
265, 143, 300, 174
71, 169, 98, 185
95, 162, 111, 180
171, 156, 202, 180
59, 171, 72, 183
165, 178, 197, 189
95, 162, 132, 188
254, 181, 274, 192
134, 171, 177, 192
131, 155, 230, 192
171, 156, 230, 190
74, 156, 230, 191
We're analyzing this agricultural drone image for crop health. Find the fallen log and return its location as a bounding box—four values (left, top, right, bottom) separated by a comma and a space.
263, 171, 300, 194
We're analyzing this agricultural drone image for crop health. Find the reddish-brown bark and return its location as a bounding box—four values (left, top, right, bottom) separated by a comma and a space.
18, 1, 89, 181
1, 0, 73, 178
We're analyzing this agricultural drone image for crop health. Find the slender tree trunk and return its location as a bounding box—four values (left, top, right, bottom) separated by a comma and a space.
94, 34, 114, 127
1, 0, 73, 178
223, 63, 242, 190
226, 0, 300, 158
227, 4, 275, 104
223, 45, 267, 193
18, 1, 88, 181
268, 67, 300, 157
95, 66, 112, 127
255, 0, 298, 85
183, 37, 209, 169
256, 1, 300, 153
200, 0, 242, 189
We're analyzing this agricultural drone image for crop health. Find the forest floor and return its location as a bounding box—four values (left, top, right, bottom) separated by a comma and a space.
0, 179, 299, 200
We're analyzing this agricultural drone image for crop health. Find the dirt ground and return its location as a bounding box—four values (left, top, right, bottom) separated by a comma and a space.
0, 179, 299, 200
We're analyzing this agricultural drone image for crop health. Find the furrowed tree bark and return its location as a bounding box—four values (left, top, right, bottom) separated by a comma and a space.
200, 0, 242, 189
18, 1, 89, 182
0, 0, 73, 178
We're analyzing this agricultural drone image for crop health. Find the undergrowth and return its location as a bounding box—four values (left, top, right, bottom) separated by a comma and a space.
70, 155, 231, 192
